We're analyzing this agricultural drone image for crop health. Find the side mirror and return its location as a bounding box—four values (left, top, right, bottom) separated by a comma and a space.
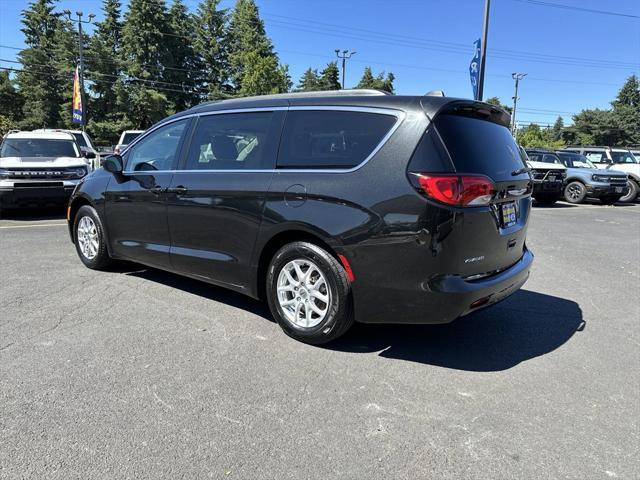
103, 154, 123, 174
83, 149, 96, 159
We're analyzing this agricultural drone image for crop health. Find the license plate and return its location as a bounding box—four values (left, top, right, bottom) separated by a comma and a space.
501, 202, 517, 228
615, 187, 623, 193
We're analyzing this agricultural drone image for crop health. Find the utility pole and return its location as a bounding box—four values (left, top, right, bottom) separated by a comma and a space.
64, 10, 95, 129
511, 72, 527, 136
477, 0, 490, 101
335, 49, 356, 90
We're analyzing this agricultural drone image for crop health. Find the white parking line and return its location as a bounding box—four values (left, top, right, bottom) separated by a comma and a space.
0, 223, 67, 229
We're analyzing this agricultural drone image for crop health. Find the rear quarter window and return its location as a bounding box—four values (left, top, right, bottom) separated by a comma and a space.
277, 110, 397, 169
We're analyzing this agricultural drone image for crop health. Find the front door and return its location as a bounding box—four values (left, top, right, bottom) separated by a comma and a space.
167, 110, 284, 290
105, 119, 190, 269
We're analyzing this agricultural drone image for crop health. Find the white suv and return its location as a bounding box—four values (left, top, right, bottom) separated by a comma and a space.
114, 130, 144, 155
33, 129, 99, 169
563, 146, 640, 202
0, 131, 89, 209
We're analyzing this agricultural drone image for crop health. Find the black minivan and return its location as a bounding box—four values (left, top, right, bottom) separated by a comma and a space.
67, 90, 533, 344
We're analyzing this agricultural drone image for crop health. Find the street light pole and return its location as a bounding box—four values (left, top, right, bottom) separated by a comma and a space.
335, 49, 356, 90
477, 0, 490, 101
64, 10, 95, 128
511, 72, 527, 136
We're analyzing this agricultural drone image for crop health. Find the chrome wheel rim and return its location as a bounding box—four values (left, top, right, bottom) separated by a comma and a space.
276, 259, 331, 328
77, 216, 99, 260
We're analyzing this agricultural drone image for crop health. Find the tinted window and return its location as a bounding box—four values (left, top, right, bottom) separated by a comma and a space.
434, 114, 526, 180
126, 120, 188, 172
277, 110, 396, 169
407, 126, 454, 173
557, 152, 594, 169
611, 151, 638, 164
72, 133, 87, 148
0, 139, 79, 158
184, 112, 276, 170
122, 132, 142, 144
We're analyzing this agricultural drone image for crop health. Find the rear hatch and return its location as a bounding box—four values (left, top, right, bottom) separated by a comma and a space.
413, 101, 532, 278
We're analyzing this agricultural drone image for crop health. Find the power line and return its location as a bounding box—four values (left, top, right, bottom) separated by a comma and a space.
508, 0, 640, 19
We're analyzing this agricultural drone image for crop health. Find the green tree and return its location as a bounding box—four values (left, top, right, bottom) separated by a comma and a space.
318, 61, 340, 90
227, 0, 290, 95
16, 0, 65, 129
355, 66, 395, 93
119, 0, 171, 127
485, 96, 513, 114
86, 0, 122, 125
52, 13, 78, 129
0, 71, 24, 121
572, 108, 621, 146
611, 75, 640, 144
164, 0, 203, 110
517, 123, 564, 149
612, 74, 640, 108
0, 115, 17, 138
551, 115, 564, 141
193, 0, 229, 99
296, 68, 320, 92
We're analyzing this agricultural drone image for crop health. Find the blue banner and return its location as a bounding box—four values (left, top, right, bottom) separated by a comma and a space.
469, 39, 481, 100
72, 66, 84, 125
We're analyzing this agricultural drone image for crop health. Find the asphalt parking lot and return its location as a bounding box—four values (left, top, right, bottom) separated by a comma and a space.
1, 201, 638, 479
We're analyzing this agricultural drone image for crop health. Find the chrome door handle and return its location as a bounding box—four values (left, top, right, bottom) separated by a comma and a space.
167, 186, 188, 194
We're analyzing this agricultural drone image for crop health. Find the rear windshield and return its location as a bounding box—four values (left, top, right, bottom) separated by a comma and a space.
0, 139, 79, 158
72, 133, 87, 148
434, 114, 526, 179
122, 132, 142, 144
277, 110, 396, 169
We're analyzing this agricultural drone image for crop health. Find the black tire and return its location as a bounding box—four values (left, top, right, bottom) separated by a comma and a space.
73, 205, 112, 270
564, 181, 587, 204
533, 194, 559, 206
266, 241, 354, 345
600, 195, 622, 205
619, 180, 638, 203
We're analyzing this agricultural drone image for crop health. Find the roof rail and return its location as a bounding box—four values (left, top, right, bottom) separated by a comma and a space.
564, 145, 611, 149
198, 89, 392, 107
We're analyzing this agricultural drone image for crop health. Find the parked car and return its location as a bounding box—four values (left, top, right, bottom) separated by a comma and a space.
519, 147, 566, 205
113, 130, 144, 155
33, 128, 98, 169
0, 130, 89, 209
67, 90, 534, 344
563, 146, 640, 202
527, 149, 627, 204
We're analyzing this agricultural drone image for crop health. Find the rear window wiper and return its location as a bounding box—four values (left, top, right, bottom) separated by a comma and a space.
511, 167, 531, 176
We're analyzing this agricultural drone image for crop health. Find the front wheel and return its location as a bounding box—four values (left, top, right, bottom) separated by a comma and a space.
564, 181, 587, 204
266, 242, 354, 344
74, 205, 112, 269
619, 180, 638, 203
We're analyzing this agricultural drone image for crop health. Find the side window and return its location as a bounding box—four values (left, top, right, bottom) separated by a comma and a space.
277, 110, 397, 169
542, 154, 560, 164
184, 112, 278, 170
584, 151, 605, 163
528, 153, 542, 162
126, 120, 188, 172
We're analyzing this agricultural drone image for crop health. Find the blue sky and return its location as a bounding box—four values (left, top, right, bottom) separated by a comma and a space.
0, 0, 638, 126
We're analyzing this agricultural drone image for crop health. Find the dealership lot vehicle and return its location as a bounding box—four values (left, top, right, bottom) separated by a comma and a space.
0, 131, 89, 209
33, 128, 99, 169
564, 146, 640, 202
1, 203, 638, 479
527, 149, 627, 204
68, 91, 533, 344
520, 147, 566, 205
113, 129, 144, 154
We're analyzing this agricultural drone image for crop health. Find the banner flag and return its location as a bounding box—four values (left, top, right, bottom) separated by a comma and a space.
72, 66, 84, 125
469, 39, 481, 100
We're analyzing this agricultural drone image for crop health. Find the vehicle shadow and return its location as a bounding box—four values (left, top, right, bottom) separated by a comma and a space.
532, 201, 577, 208
0, 206, 67, 220
327, 289, 584, 371
113, 262, 273, 321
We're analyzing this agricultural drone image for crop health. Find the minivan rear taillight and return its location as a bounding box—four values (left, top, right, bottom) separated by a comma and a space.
412, 174, 495, 206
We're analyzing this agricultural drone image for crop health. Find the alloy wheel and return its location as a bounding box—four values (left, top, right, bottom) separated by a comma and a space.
77, 216, 99, 260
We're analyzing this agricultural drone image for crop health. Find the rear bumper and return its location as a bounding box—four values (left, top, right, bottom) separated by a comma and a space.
0, 181, 78, 208
355, 248, 533, 324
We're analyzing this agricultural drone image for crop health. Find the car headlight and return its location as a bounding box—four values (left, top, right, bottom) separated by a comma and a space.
67, 167, 87, 178
592, 174, 606, 182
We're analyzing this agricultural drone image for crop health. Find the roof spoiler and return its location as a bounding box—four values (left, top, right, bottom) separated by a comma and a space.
424, 90, 445, 97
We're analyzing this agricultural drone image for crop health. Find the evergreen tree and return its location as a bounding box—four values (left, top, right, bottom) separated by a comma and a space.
551, 115, 564, 141
485, 96, 513, 114
120, 0, 171, 127
193, 0, 229, 99
318, 62, 340, 90
612, 74, 640, 108
355, 67, 395, 93
52, 13, 78, 128
611, 75, 640, 144
164, 0, 203, 110
86, 0, 123, 128
0, 71, 24, 121
572, 108, 621, 146
16, 0, 64, 129
296, 68, 320, 92
227, 0, 290, 95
